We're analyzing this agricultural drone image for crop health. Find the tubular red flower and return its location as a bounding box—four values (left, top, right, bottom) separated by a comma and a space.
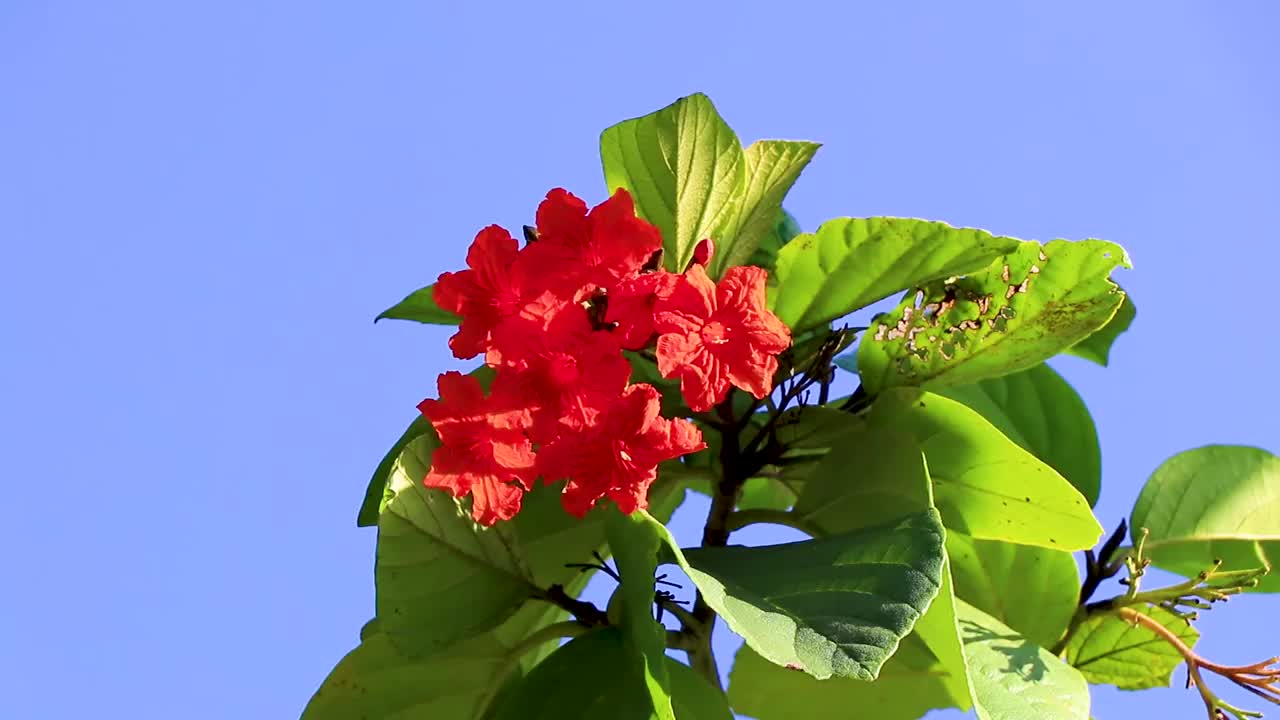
433, 226, 541, 360
520, 188, 662, 299
417, 371, 537, 526
654, 265, 792, 412
489, 304, 631, 444
538, 384, 705, 517
604, 270, 679, 350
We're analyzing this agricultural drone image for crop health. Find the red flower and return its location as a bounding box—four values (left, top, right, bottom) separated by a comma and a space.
654, 265, 792, 412
433, 226, 541, 360
417, 371, 537, 526
489, 304, 631, 444
604, 270, 679, 350
521, 188, 662, 298
538, 384, 705, 517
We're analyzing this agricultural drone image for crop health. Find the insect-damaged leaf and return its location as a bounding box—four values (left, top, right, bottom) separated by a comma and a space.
1064, 290, 1135, 366
769, 217, 1021, 333
857, 239, 1130, 393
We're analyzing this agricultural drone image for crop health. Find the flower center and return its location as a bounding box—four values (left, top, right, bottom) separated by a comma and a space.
701, 320, 731, 345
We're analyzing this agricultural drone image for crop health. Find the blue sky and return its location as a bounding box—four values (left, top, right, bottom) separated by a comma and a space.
2, 2, 1277, 718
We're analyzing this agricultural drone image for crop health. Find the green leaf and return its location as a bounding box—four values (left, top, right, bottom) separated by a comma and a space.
1061, 606, 1199, 690
858, 239, 1130, 393
301, 630, 510, 720
1130, 445, 1280, 591
376, 419, 667, 655
605, 512, 676, 720
1064, 290, 1135, 366
651, 509, 946, 680
711, 140, 820, 276
746, 207, 803, 270
492, 629, 732, 720
937, 363, 1102, 506
958, 600, 1091, 720
358, 415, 434, 527
359, 366, 496, 527
868, 389, 1102, 550
946, 532, 1079, 649
375, 435, 536, 654
601, 93, 745, 273
375, 283, 460, 325
793, 425, 971, 707
770, 217, 1022, 332
736, 476, 796, 512
728, 639, 961, 720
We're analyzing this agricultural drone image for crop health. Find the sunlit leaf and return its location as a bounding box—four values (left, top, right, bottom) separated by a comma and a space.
711, 141, 819, 276
938, 363, 1101, 506
375, 283, 460, 325
858, 239, 1130, 392
601, 93, 745, 273
1061, 606, 1199, 690
958, 600, 1091, 720
946, 532, 1079, 649
1064, 291, 1135, 366
1130, 445, 1280, 592
770, 217, 1020, 332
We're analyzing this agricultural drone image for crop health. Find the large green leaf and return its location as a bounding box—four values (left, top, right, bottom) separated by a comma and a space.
727, 639, 960, 720
651, 509, 946, 680
1064, 290, 1135, 366
865, 389, 1102, 550
946, 532, 1079, 649
375, 283, 461, 324
937, 363, 1102, 506
359, 366, 496, 527
301, 629, 510, 720
1061, 606, 1199, 690
600, 93, 745, 273
374, 435, 537, 654
793, 424, 970, 707
1130, 445, 1280, 592
858, 239, 1130, 392
710, 140, 819, 276
358, 415, 434, 527
770, 217, 1021, 332
605, 512, 676, 720
376, 428, 667, 655
958, 600, 1091, 720
492, 629, 732, 720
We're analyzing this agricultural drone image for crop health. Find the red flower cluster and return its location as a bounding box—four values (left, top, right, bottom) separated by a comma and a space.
419, 188, 791, 525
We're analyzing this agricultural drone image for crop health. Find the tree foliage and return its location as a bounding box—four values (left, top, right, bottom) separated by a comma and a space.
303, 94, 1278, 720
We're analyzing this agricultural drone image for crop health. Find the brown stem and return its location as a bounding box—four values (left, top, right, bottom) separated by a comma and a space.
1116, 607, 1280, 718
685, 397, 754, 691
